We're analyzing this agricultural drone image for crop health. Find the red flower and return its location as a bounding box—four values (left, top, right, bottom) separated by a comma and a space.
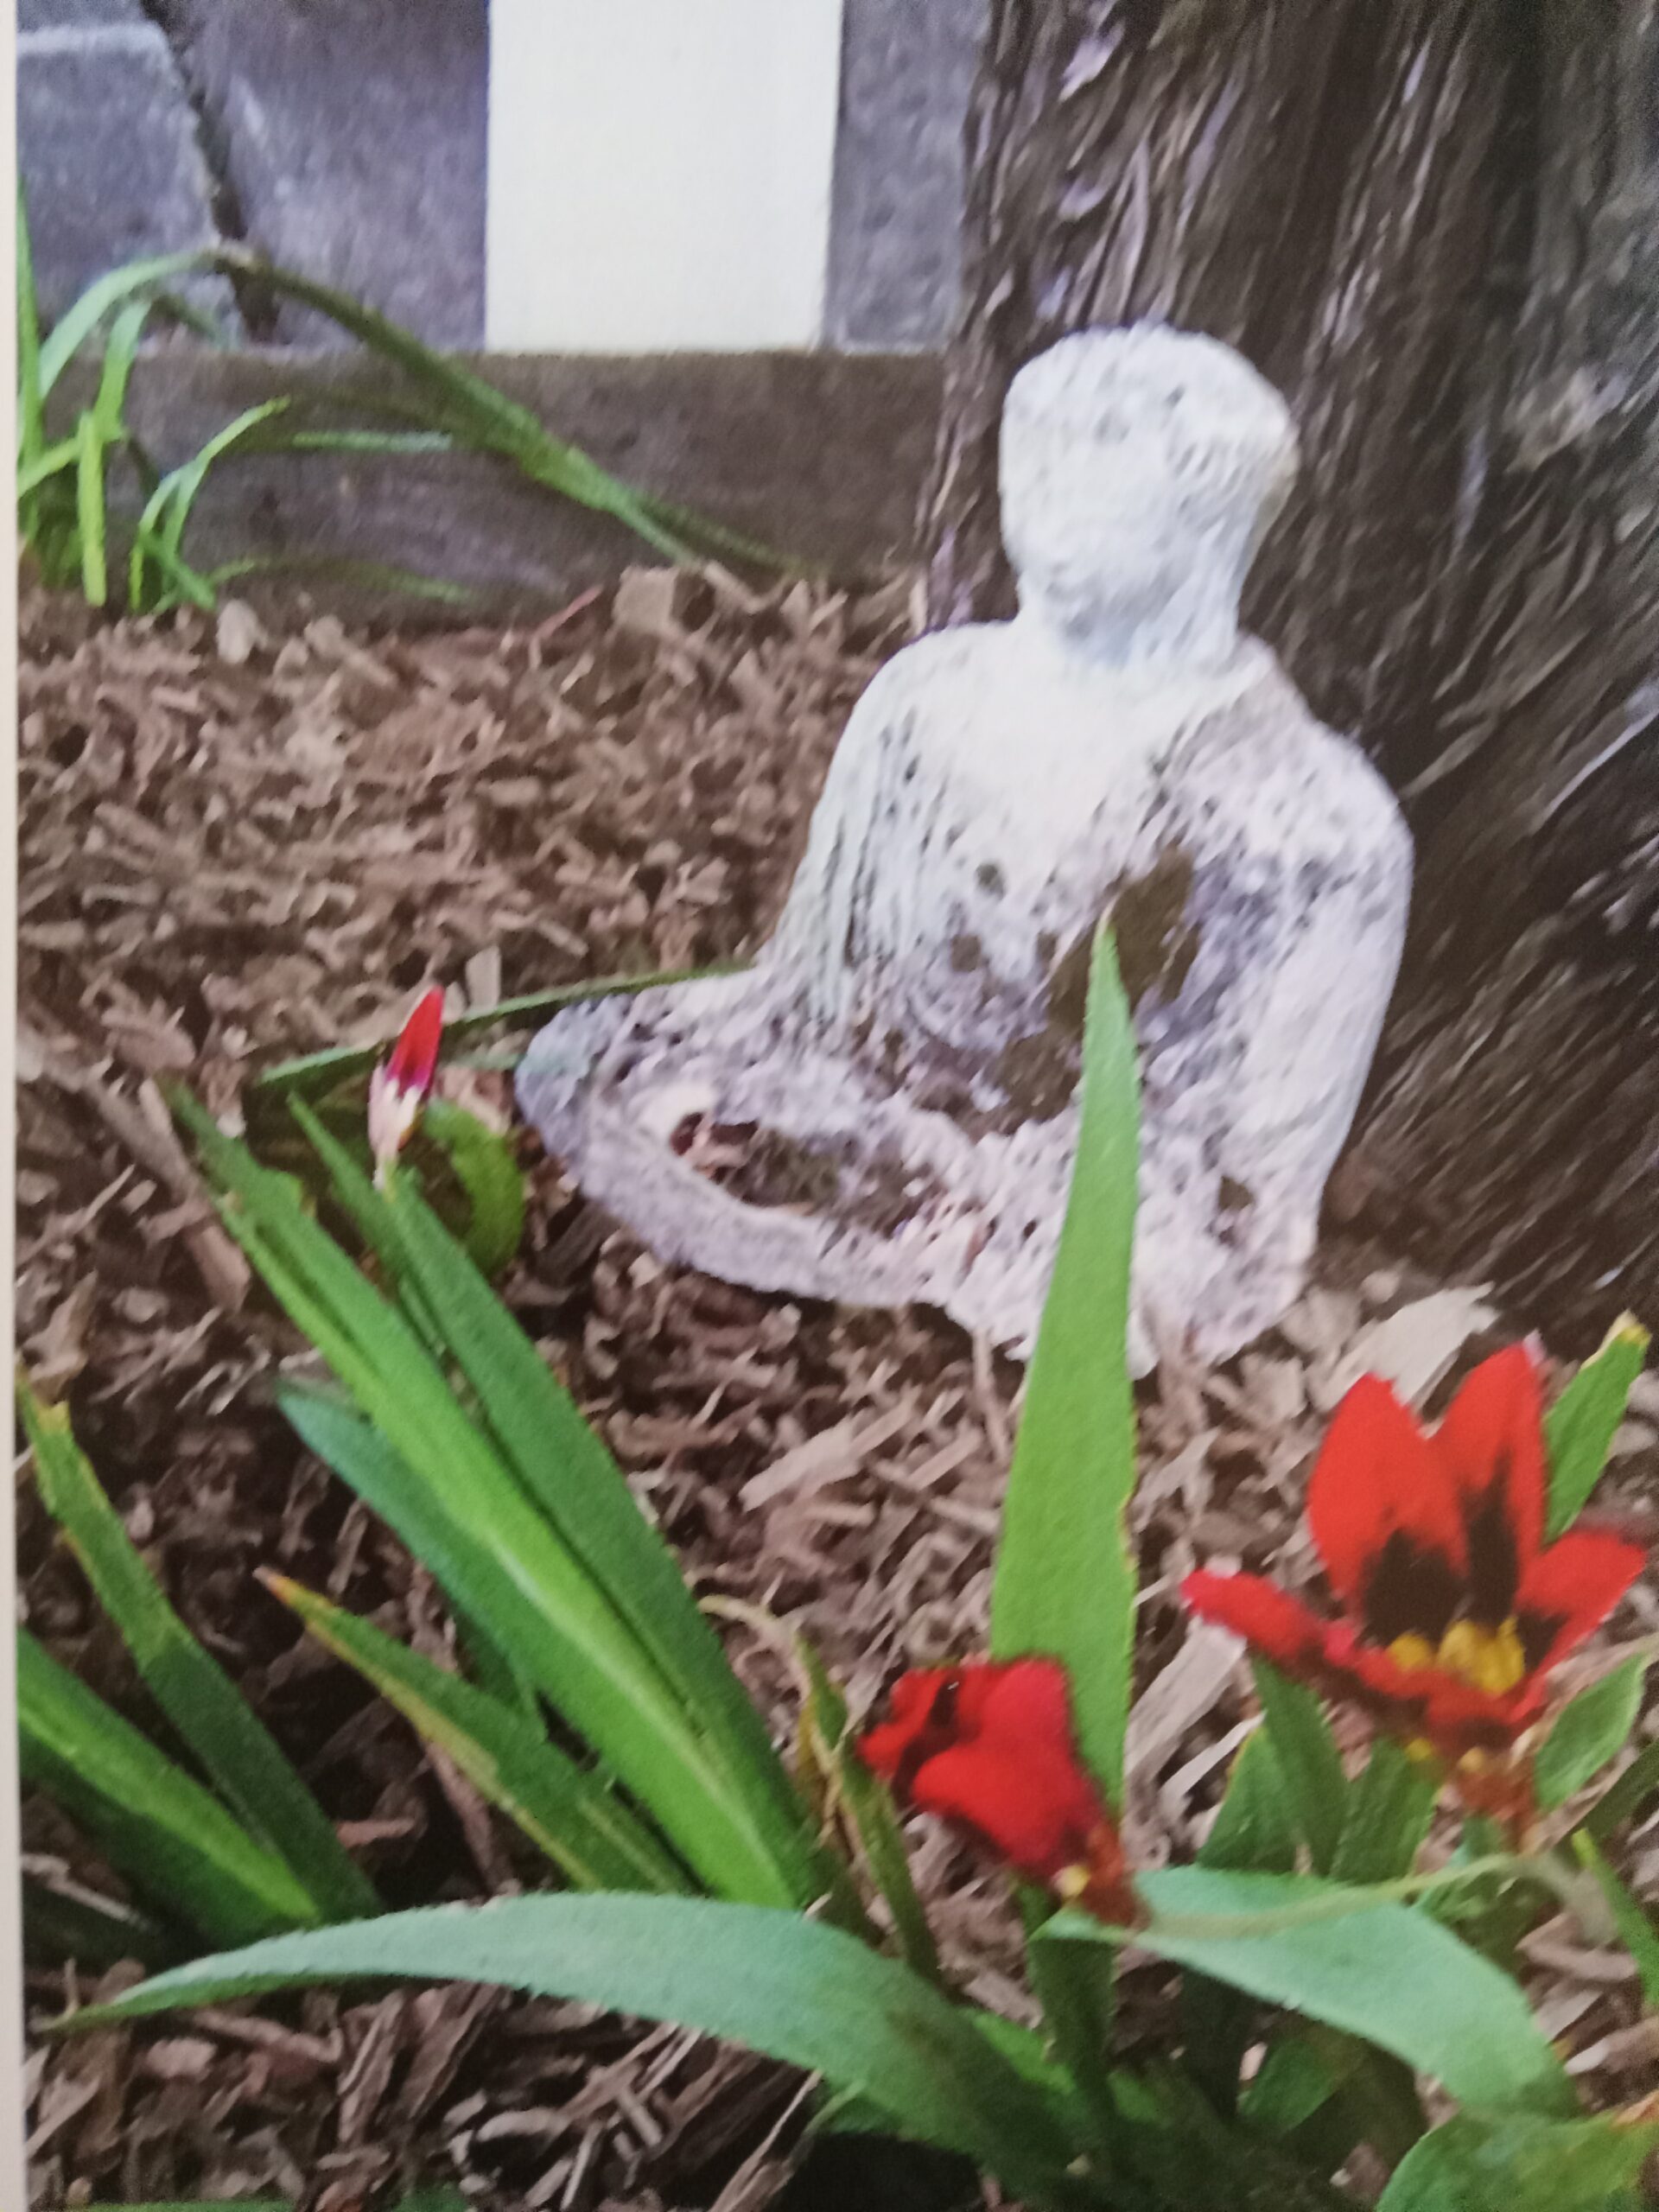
368, 987, 444, 1179
1184, 1345, 1643, 1799
856, 1657, 1138, 1923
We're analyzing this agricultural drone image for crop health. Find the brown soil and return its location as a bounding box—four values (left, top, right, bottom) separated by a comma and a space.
17, 578, 1659, 2209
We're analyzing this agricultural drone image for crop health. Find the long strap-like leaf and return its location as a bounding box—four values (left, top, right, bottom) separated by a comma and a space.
67, 1896, 1091, 2209
20, 1378, 378, 1924
268, 1573, 690, 1897
172, 1093, 807, 1908
990, 925, 1140, 1798
289, 1100, 843, 1916
988, 928, 1141, 2120
18, 1631, 318, 1948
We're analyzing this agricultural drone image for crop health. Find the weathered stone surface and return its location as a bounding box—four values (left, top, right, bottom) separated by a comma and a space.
19, 15, 227, 326
519, 328, 1413, 1370
826, 0, 986, 349
49, 345, 941, 620
21, 0, 146, 27
152, 0, 486, 347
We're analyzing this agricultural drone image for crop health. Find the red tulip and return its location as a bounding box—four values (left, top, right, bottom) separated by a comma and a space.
1184, 1344, 1644, 1814
368, 987, 444, 1179
857, 1657, 1138, 1923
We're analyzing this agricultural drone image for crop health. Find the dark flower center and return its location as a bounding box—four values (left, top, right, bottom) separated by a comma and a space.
1461, 1458, 1521, 1625
1362, 1530, 1462, 1647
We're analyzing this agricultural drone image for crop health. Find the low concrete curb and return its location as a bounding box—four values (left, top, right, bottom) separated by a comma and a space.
51, 345, 944, 619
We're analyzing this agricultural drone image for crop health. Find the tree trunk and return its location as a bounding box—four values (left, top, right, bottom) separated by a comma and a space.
924, 0, 1659, 1350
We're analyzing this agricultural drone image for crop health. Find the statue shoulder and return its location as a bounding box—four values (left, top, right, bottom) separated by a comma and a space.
1180, 654, 1411, 876
845, 621, 1004, 728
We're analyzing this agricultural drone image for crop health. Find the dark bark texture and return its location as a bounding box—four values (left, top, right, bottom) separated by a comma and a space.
924, 0, 1659, 1349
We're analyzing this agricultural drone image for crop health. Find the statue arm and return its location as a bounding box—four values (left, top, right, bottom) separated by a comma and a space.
1130, 771, 1410, 1359
1207, 804, 1412, 1316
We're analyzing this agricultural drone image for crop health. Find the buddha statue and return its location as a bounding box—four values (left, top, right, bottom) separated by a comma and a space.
518, 325, 1412, 1369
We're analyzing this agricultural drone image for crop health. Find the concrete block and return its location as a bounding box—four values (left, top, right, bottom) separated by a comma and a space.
19, 21, 230, 327
153, 0, 487, 348
826, 0, 987, 350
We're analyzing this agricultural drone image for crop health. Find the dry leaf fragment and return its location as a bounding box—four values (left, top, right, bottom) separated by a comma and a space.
1323, 1286, 1498, 1408
26, 1274, 99, 1395
1124, 1624, 1244, 1789
741, 1406, 911, 1510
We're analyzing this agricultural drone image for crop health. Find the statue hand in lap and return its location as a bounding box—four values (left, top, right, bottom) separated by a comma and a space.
518, 326, 1411, 1369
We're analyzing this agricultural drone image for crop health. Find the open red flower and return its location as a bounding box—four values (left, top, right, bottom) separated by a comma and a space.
856, 1656, 1138, 1923
1184, 1345, 1643, 1795
368, 986, 444, 1179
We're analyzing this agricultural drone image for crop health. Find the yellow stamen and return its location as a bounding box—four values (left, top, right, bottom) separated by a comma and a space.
1389, 1618, 1526, 1696
1054, 1864, 1090, 1904
1435, 1618, 1528, 1696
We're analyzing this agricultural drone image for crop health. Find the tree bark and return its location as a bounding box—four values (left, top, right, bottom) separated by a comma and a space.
924, 0, 1659, 1349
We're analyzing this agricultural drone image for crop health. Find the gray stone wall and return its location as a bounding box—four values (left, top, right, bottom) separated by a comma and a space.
20, 0, 487, 346
20, 0, 981, 353
826, 0, 986, 350
149, 0, 488, 348
19, 0, 230, 327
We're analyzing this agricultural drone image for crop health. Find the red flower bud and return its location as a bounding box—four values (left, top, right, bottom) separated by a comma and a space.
368, 987, 444, 1178
857, 1657, 1137, 1923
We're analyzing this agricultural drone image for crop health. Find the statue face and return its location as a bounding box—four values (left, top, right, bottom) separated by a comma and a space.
999, 327, 1296, 645
1002, 418, 1203, 638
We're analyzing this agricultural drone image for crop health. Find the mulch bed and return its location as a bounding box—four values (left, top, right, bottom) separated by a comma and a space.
17, 577, 1659, 2209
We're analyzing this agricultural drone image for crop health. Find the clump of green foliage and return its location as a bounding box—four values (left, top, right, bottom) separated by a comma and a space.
35, 931, 1659, 2211
16, 192, 782, 616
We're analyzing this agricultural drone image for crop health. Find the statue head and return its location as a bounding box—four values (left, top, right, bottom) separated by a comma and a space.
1000, 325, 1297, 664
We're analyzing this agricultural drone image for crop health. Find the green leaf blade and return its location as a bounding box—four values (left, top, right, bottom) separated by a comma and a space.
248, 964, 731, 1109
990, 925, 1141, 1802
418, 1099, 525, 1274
1587, 1734, 1659, 1840
272, 1378, 787, 1910
1252, 1662, 1348, 1874
1376, 2111, 1659, 2212
270, 1575, 690, 1897
798, 1643, 939, 1985
1179, 1727, 1298, 2117
1544, 1317, 1649, 1537
1198, 1729, 1298, 1876
36, 248, 207, 397
1537, 1656, 1648, 1811
277, 1101, 836, 1920
70, 1897, 1086, 2208
18, 1631, 317, 1949
363, 1166, 830, 1904
1332, 1736, 1438, 1884
1574, 1831, 1659, 2011
20, 1379, 378, 1924
1052, 1866, 1573, 2116
73, 409, 108, 604
170, 1094, 798, 1906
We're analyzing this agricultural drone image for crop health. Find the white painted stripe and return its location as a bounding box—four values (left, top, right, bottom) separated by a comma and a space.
18, 23, 168, 57
486, 0, 843, 353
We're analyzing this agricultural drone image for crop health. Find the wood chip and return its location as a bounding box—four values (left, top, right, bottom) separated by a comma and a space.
1322, 1286, 1498, 1407
740, 1405, 910, 1509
